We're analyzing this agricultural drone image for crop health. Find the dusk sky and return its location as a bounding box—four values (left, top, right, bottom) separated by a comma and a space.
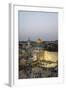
18, 11, 58, 41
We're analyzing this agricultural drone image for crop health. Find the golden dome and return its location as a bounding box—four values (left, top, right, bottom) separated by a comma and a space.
36, 38, 43, 44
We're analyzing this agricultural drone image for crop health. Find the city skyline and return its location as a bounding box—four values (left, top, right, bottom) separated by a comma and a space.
18, 11, 58, 41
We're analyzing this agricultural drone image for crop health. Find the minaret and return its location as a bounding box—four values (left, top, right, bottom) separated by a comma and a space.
27, 37, 31, 48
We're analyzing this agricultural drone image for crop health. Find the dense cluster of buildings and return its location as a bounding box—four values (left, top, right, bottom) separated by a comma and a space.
19, 38, 58, 79
19, 38, 58, 51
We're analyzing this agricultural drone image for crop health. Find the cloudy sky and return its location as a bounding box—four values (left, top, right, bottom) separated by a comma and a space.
18, 11, 58, 41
